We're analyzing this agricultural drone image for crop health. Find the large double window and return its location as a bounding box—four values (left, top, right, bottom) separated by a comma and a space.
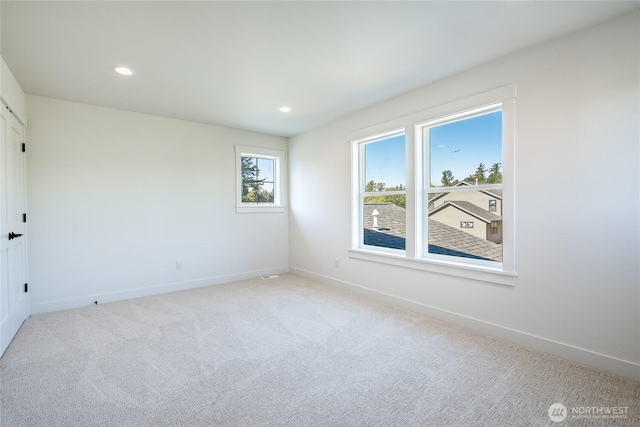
350, 86, 516, 285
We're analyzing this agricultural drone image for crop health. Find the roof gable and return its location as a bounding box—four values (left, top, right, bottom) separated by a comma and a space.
429, 200, 502, 223
429, 182, 502, 204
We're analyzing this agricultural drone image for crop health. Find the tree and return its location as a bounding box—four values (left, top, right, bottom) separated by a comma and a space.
487, 162, 502, 184
441, 170, 456, 187
383, 184, 406, 208
465, 162, 487, 183
256, 189, 274, 203
474, 163, 487, 182
363, 181, 405, 208
241, 156, 269, 203
365, 180, 385, 193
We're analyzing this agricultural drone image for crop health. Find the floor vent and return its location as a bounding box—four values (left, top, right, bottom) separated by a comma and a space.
261, 275, 279, 280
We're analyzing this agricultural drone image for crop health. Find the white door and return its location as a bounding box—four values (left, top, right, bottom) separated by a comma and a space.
0, 101, 28, 356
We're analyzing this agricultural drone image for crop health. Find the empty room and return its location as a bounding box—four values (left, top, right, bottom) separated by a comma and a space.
1, 1, 639, 426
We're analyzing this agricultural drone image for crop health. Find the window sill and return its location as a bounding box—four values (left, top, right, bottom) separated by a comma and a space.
348, 248, 517, 287
236, 206, 285, 214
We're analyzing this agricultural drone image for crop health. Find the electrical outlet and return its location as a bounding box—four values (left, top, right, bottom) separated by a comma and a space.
176, 261, 183, 270
334, 258, 340, 268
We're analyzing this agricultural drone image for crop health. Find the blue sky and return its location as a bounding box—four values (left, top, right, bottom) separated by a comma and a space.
429, 111, 502, 186
256, 157, 274, 182
364, 111, 501, 189
365, 134, 406, 188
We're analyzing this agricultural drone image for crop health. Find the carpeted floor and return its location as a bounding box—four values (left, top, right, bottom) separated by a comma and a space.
1, 274, 638, 426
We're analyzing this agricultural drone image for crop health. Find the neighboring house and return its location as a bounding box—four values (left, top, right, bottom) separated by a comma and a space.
428, 181, 502, 244
429, 200, 502, 244
429, 181, 502, 213
363, 203, 502, 262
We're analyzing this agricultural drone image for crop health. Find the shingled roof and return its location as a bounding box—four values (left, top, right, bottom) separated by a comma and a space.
363, 203, 502, 262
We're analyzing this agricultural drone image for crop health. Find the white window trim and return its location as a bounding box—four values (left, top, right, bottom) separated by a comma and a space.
235, 145, 285, 214
349, 84, 517, 286
352, 129, 406, 254
348, 248, 517, 286
417, 102, 504, 271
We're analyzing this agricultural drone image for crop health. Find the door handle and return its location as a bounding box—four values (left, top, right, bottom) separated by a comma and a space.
8, 232, 23, 240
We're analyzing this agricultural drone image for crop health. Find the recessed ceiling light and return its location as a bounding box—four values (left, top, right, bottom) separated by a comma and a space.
112, 66, 135, 76
279, 106, 291, 113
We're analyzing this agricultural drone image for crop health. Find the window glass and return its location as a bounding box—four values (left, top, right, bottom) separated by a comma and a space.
236, 145, 284, 213
363, 195, 407, 250
424, 106, 503, 263
364, 134, 406, 189
360, 132, 405, 251
427, 188, 502, 262
241, 156, 275, 204
429, 111, 502, 188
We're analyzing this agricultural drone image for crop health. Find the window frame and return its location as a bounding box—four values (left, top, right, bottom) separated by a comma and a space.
352, 129, 406, 255
235, 145, 285, 214
418, 103, 503, 269
349, 84, 517, 286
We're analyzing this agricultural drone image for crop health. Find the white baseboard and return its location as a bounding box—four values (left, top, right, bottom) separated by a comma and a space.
29, 266, 289, 315
290, 266, 640, 382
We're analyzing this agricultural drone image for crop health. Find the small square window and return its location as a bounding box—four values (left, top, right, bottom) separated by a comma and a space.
235, 145, 285, 213
241, 156, 275, 204
489, 199, 497, 212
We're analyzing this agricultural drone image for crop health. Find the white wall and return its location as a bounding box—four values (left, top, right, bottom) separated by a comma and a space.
289, 13, 640, 380
27, 96, 288, 313
1, 56, 27, 125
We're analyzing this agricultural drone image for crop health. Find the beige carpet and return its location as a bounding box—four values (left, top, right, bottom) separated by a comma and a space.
1, 274, 638, 426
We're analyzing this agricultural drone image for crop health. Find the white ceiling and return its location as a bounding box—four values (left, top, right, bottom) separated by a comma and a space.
1, 1, 638, 137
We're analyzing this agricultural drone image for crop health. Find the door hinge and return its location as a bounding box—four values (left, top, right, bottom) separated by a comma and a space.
22, 143, 26, 152
24, 283, 28, 293
23, 213, 27, 223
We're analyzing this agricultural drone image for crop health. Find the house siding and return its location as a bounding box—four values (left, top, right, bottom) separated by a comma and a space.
429, 206, 487, 241
430, 189, 502, 216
